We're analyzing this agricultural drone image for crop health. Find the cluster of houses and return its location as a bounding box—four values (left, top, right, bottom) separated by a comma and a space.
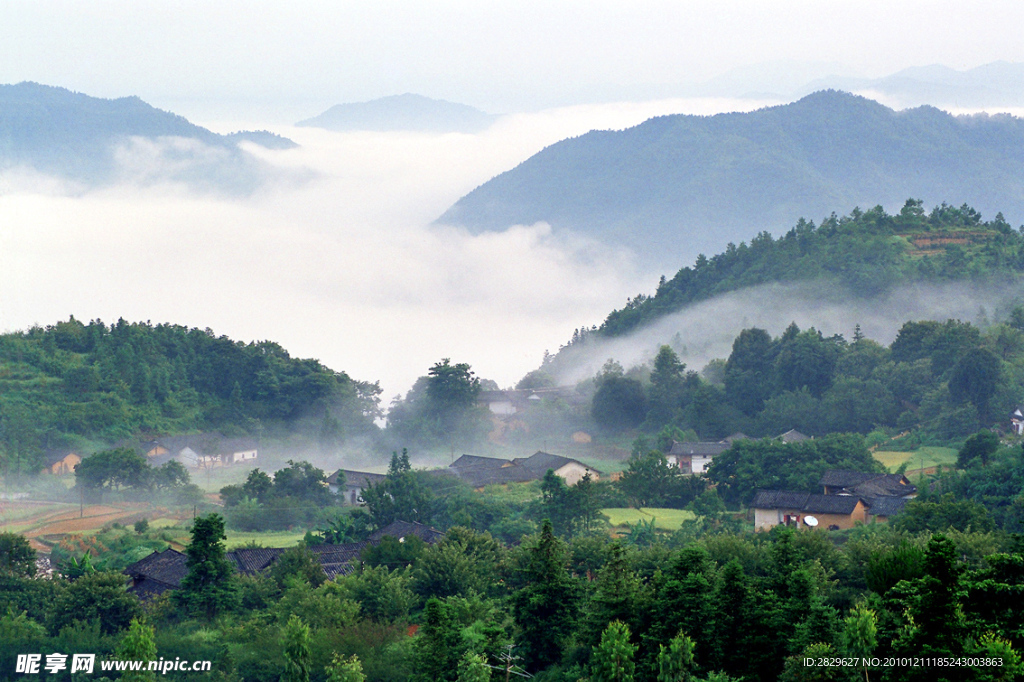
666, 429, 809, 474
751, 470, 917, 531
123, 520, 444, 599
40, 433, 259, 476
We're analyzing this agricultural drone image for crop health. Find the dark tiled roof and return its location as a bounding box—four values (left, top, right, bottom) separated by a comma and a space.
513, 451, 600, 476
723, 433, 750, 443
450, 454, 512, 470
455, 465, 537, 488
865, 497, 909, 517
850, 477, 916, 498
124, 549, 188, 596
803, 494, 862, 515
227, 547, 285, 574
777, 429, 810, 443
819, 470, 881, 487
43, 449, 79, 467
327, 469, 388, 488
751, 490, 811, 510
668, 441, 730, 457
751, 491, 861, 515
367, 520, 444, 545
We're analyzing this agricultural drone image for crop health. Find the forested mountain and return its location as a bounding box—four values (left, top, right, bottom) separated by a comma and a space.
593, 201, 1024, 339
295, 93, 495, 133
0, 318, 381, 474
439, 91, 1024, 267
0, 82, 295, 189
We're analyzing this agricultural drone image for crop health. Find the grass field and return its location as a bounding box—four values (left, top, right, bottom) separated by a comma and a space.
873, 447, 958, 473
602, 507, 696, 531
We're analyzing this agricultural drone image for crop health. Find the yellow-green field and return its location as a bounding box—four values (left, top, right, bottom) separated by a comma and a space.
873, 447, 958, 473
602, 508, 696, 531
155, 525, 307, 549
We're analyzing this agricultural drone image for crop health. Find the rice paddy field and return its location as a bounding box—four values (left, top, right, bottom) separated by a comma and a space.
873, 446, 958, 473
601, 507, 696, 531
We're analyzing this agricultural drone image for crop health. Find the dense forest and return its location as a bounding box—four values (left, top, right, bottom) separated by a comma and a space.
592, 200, 1024, 339
0, 318, 381, 474
573, 313, 1024, 449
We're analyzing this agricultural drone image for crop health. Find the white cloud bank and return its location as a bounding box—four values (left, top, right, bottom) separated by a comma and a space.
0, 97, 778, 401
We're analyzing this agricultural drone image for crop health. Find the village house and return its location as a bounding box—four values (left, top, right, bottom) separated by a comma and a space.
124, 521, 444, 598
140, 434, 259, 469
326, 468, 388, 505
447, 451, 601, 488
751, 490, 869, 530
41, 449, 81, 475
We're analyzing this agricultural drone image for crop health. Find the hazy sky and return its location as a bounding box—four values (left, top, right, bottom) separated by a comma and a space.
3, 1, 1024, 119
3, 2, 1024, 402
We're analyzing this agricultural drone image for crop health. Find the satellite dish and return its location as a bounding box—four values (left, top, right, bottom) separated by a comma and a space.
804, 516, 819, 527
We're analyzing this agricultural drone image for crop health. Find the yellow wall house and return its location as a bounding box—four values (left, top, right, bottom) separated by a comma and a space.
42, 449, 82, 475
751, 490, 867, 531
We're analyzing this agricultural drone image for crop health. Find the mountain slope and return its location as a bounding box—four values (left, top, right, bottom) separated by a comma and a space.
439, 91, 1024, 268
0, 82, 296, 190
296, 93, 495, 133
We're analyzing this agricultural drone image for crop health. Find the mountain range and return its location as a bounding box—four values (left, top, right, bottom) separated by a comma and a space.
296, 93, 495, 133
438, 90, 1024, 269
0, 82, 296, 191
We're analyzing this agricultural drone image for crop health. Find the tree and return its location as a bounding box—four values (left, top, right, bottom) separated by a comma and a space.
413, 598, 465, 682
592, 375, 647, 431
176, 514, 238, 618
282, 615, 311, 682
617, 450, 683, 508
724, 328, 775, 415
511, 521, 579, 670
326, 654, 366, 682
841, 602, 877, 682
456, 652, 491, 682
591, 620, 636, 682
0, 532, 36, 578
270, 545, 327, 589
74, 448, 151, 500
657, 631, 696, 682
949, 347, 1001, 422
648, 345, 687, 424
115, 618, 157, 682
957, 430, 1000, 468
361, 449, 433, 528
48, 570, 142, 635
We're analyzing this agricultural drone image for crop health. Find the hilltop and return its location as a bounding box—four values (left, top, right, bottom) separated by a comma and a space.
439, 91, 1024, 268
0, 82, 296, 189
296, 93, 495, 133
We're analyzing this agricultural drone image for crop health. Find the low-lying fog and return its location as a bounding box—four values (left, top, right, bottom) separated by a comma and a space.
0, 96, 778, 402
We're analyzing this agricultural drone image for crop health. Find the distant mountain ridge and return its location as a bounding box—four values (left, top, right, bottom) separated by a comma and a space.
0, 82, 296, 190
438, 91, 1024, 268
296, 93, 495, 133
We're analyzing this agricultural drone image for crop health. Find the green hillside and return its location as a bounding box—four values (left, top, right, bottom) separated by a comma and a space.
592, 200, 1024, 339
0, 318, 381, 474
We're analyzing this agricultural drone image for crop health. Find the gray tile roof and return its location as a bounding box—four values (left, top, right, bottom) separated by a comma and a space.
865, 497, 910, 517
367, 520, 444, 545
450, 454, 513, 470
327, 469, 388, 488
751, 490, 862, 515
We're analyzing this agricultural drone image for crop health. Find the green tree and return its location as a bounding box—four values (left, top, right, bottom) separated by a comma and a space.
48, 570, 142, 635
456, 652, 492, 682
511, 520, 579, 670
841, 602, 877, 682
414, 598, 465, 682
361, 449, 433, 528
591, 620, 636, 682
724, 328, 775, 415
269, 545, 328, 589
74, 448, 151, 500
115, 618, 157, 682
326, 654, 366, 682
0, 532, 36, 578
176, 514, 238, 619
592, 375, 647, 431
648, 345, 687, 424
957, 430, 1000, 468
949, 347, 1001, 422
282, 615, 311, 682
656, 631, 696, 682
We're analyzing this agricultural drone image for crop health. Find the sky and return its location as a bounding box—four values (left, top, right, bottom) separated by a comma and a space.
3, 2, 1024, 403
